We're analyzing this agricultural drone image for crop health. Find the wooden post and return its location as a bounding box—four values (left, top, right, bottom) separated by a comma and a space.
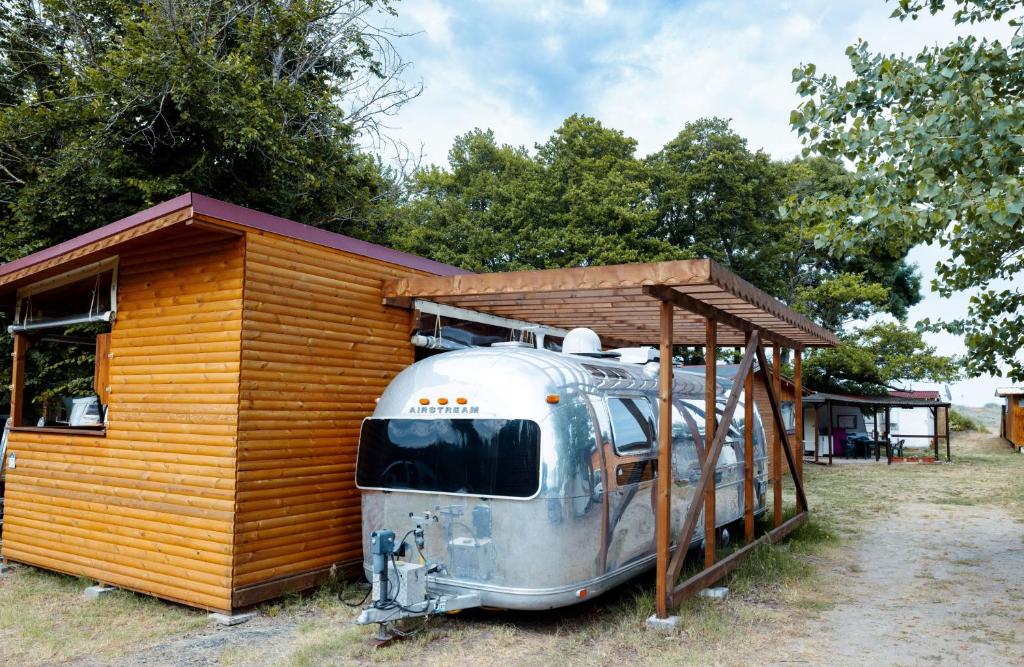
655, 299, 674, 619
666, 332, 759, 594
932, 407, 939, 459
744, 333, 755, 544
885, 406, 891, 461
10, 333, 29, 427
827, 401, 834, 466
873, 409, 880, 461
794, 349, 802, 481
771, 344, 782, 528
704, 319, 717, 569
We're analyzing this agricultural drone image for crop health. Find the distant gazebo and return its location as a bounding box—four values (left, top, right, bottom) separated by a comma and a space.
802, 392, 951, 464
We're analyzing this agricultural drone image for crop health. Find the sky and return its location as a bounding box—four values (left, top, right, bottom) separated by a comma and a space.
375, 0, 1017, 405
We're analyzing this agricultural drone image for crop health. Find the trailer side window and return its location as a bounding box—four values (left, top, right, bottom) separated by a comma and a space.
607, 397, 656, 455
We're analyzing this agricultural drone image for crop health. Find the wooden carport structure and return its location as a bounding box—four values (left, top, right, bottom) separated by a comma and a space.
383, 259, 839, 620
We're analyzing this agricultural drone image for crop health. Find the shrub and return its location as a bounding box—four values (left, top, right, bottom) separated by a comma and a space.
949, 409, 981, 432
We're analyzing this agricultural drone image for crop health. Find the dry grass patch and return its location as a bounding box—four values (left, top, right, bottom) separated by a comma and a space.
0, 567, 205, 666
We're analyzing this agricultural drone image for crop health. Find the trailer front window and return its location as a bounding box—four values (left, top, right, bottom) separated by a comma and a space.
356, 418, 541, 498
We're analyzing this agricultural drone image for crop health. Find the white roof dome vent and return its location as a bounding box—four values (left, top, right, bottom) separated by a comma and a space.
563, 328, 603, 355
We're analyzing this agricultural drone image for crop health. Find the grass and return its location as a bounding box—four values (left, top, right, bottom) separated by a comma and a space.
0, 567, 206, 665
2, 430, 1023, 666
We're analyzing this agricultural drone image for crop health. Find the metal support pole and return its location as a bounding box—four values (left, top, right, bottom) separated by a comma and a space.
655, 299, 673, 620
827, 401, 834, 466
945, 407, 951, 461
704, 319, 717, 569
772, 344, 782, 528
794, 349, 803, 481
744, 332, 755, 544
813, 404, 819, 464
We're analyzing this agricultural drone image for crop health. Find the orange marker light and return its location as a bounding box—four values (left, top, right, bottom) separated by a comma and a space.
576, 588, 588, 599
419, 398, 430, 405
437, 398, 449, 406
546, 394, 560, 404
456, 397, 468, 405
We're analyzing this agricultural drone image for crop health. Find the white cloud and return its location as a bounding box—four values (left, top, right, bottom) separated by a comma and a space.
402, 1, 455, 49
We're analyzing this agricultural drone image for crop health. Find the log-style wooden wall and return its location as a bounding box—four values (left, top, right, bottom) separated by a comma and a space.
1, 217, 436, 611
1, 228, 245, 611
1006, 395, 1024, 446
230, 230, 425, 605
751, 371, 797, 479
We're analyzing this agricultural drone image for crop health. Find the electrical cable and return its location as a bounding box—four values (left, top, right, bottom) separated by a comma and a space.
340, 584, 372, 608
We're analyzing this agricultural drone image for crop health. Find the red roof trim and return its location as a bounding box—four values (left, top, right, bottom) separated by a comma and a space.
888, 390, 941, 400
0, 193, 193, 278
0, 193, 469, 280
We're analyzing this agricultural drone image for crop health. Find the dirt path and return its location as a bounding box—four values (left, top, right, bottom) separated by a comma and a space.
782, 467, 1024, 665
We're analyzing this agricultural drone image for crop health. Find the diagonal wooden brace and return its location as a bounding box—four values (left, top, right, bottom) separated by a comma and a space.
665, 331, 760, 588
754, 345, 809, 512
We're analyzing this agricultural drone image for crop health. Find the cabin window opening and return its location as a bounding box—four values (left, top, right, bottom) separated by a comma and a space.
7, 259, 117, 433
781, 401, 796, 431
356, 418, 541, 498
607, 396, 656, 455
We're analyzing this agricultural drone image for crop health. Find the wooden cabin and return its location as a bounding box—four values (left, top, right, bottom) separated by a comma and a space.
0, 193, 464, 612
998, 388, 1024, 449
711, 364, 804, 476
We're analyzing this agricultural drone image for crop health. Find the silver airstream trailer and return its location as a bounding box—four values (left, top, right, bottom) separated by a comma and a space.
355, 329, 767, 627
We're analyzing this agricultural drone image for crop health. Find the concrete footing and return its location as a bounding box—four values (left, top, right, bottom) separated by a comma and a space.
84, 584, 117, 600
699, 586, 729, 600
645, 613, 681, 630
209, 612, 255, 627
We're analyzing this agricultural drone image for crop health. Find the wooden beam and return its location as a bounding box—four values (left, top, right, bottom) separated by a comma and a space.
704, 319, 717, 569
706, 260, 838, 346
93, 333, 111, 399
744, 332, 755, 544
643, 284, 805, 350
666, 331, 760, 587
772, 344, 782, 528
655, 299, 674, 619
10, 333, 29, 427
385, 260, 714, 301
671, 511, 807, 607
754, 346, 809, 513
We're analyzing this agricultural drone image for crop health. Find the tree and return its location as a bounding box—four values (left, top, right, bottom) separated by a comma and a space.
393, 116, 681, 270
789, 0, 1024, 381
0, 0, 417, 263
648, 118, 790, 296
649, 120, 922, 322
391, 129, 546, 272
802, 322, 961, 395
0, 0, 418, 408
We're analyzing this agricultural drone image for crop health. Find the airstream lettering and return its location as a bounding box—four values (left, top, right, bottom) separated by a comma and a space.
355, 335, 767, 627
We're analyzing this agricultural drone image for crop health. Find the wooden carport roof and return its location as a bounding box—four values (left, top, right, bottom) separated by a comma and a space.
383, 259, 839, 349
